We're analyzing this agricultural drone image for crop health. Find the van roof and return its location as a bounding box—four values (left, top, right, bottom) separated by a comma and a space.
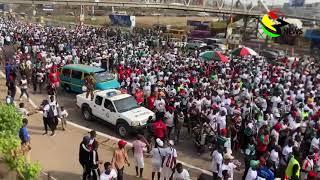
62, 64, 105, 73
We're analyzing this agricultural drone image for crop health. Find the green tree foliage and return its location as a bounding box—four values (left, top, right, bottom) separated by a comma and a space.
0, 104, 41, 180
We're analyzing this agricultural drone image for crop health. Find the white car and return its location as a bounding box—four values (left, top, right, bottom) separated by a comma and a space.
76, 89, 155, 137
186, 40, 207, 49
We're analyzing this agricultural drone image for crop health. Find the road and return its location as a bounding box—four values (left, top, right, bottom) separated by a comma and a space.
0, 73, 219, 179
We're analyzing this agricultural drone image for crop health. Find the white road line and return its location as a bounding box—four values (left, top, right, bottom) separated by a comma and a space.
41, 171, 58, 180
0, 71, 212, 176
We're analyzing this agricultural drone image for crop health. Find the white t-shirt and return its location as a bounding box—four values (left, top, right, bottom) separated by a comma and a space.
165, 112, 174, 127
150, 147, 167, 166
172, 169, 190, 180
282, 145, 293, 160
155, 99, 166, 112
219, 162, 237, 179
270, 129, 279, 145
163, 147, 177, 169
270, 149, 279, 167
20, 79, 28, 89
311, 137, 319, 150
43, 104, 50, 118
245, 167, 257, 180
49, 101, 59, 116
100, 169, 117, 180
211, 150, 223, 173
217, 115, 226, 129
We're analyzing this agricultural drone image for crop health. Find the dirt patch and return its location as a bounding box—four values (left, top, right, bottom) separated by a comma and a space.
0, 158, 18, 180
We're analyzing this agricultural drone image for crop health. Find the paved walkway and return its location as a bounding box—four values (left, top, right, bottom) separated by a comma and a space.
0, 74, 207, 180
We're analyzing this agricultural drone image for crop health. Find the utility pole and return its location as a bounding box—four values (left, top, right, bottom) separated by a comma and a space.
226, 0, 234, 49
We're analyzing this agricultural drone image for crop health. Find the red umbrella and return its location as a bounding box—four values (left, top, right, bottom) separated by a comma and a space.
200, 51, 229, 63
215, 51, 229, 63
231, 47, 258, 57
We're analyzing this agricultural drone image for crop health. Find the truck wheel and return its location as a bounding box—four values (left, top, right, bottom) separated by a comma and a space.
82, 107, 92, 121
116, 123, 130, 138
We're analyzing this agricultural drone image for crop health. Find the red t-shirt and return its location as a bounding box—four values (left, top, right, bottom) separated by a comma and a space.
152, 121, 167, 139
147, 96, 155, 110
48, 72, 60, 84
135, 90, 144, 104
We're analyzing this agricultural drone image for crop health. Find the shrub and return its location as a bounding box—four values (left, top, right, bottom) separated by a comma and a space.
0, 104, 41, 180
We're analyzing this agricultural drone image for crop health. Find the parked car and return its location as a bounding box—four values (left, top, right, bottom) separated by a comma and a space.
60, 64, 120, 93
212, 43, 227, 53
266, 49, 286, 58
76, 89, 155, 137
186, 40, 207, 49
200, 45, 223, 52
204, 38, 226, 45
260, 50, 278, 60
214, 33, 226, 39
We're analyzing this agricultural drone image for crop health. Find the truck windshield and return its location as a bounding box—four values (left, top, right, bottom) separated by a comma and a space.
94, 71, 115, 83
114, 96, 139, 113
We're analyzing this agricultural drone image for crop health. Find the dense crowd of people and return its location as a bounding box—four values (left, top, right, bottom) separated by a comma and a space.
2, 15, 320, 180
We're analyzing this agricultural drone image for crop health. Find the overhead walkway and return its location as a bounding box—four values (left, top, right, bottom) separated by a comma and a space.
0, 0, 319, 21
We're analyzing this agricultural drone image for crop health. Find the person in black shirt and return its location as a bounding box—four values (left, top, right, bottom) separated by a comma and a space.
79, 135, 90, 180
88, 141, 101, 180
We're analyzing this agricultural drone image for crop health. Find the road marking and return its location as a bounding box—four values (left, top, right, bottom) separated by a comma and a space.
0, 72, 212, 177
41, 171, 58, 180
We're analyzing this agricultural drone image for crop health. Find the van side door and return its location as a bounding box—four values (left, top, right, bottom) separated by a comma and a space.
70, 70, 83, 92
60, 68, 71, 88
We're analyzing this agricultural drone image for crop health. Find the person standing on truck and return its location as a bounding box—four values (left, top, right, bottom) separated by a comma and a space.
84, 73, 96, 101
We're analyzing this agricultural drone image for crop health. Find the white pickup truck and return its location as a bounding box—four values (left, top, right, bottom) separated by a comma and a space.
76, 89, 155, 137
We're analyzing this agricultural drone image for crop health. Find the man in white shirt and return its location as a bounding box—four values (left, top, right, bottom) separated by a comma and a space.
132, 134, 149, 178
172, 163, 190, 180
245, 160, 259, 180
219, 154, 238, 180
100, 162, 117, 180
151, 138, 167, 180
164, 109, 174, 139
311, 133, 320, 152
155, 96, 166, 113
282, 139, 294, 162
162, 140, 177, 180
211, 148, 223, 179
270, 146, 280, 169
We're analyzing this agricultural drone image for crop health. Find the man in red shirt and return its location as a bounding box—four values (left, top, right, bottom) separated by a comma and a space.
134, 88, 144, 105
152, 119, 167, 141
48, 67, 60, 90
147, 95, 156, 111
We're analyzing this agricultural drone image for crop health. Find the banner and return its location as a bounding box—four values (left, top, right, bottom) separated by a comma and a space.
289, 0, 305, 7
109, 15, 135, 27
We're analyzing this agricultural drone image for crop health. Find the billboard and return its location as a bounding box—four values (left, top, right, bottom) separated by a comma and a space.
109, 15, 135, 27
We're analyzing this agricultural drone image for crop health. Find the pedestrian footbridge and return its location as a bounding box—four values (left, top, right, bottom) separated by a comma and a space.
0, 0, 319, 21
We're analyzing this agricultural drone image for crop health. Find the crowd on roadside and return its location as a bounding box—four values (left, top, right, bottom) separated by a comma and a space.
2, 15, 320, 180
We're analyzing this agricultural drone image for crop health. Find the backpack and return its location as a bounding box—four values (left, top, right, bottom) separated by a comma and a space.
47, 105, 55, 119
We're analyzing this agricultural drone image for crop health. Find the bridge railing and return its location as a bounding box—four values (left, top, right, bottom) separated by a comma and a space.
1, 0, 319, 21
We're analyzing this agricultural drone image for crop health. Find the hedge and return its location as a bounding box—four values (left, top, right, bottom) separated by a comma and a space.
0, 104, 41, 180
